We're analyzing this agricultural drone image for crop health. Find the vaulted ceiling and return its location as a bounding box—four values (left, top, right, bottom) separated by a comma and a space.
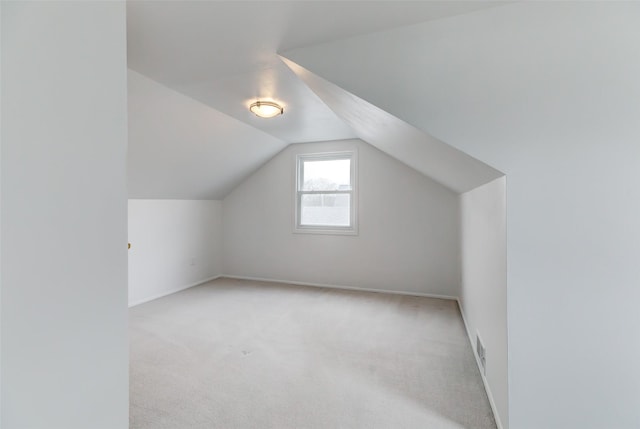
126, 1, 509, 199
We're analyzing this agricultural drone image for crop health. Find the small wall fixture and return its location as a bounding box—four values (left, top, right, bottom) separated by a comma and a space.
249, 101, 284, 118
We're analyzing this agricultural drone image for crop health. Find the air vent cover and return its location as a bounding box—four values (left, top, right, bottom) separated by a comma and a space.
476, 333, 486, 375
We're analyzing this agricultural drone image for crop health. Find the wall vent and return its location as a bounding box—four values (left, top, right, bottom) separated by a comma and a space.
476, 333, 486, 375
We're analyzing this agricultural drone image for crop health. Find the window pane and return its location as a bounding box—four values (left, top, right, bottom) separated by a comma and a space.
300, 193, 351, 226
302, 159, 351, 191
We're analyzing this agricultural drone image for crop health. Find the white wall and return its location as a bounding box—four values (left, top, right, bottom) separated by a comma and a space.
1, 2, 128, 428
460, 177, 507, 428
223, 139, 460, 297
285, 2, 640, 427
128, 200, 223, 306
0, 1, 4, 418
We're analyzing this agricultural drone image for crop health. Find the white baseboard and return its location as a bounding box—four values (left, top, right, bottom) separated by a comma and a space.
457, 298, 505, 429
220, 274, 458, 301
128, 275, 222, 308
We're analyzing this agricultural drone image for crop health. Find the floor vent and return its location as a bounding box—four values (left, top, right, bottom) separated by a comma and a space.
476, 333, 486, 375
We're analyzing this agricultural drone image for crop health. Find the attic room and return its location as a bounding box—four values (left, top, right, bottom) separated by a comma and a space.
1, 1, 639, 429
125, 2, 507, 428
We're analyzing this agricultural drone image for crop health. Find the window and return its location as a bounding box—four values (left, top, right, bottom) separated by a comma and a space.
295, 151, 357, 235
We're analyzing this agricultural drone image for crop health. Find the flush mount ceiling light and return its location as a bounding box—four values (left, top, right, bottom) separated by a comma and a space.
249, 100, 284, 118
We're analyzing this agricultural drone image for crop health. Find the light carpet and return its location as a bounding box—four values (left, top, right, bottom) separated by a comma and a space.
130, 278, 497, 429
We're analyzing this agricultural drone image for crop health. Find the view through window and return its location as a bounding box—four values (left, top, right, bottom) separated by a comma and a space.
295, 152, 357, 234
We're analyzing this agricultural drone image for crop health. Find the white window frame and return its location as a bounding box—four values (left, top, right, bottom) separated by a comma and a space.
294, 151, 358, 235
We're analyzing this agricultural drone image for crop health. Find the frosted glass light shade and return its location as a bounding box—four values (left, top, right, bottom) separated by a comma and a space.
249, 101, 283, 118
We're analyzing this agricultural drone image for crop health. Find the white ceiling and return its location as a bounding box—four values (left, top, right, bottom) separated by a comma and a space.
126, 1, 510, 199
171, 60, 357, 143
282, 57, 502, 193
127, 1, 508, 84
128, 70, 286, 199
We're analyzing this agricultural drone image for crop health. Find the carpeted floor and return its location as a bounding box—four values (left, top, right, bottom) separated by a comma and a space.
130, 278, 497, 429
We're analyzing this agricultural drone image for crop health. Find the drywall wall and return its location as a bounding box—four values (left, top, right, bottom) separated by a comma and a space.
0, 2, 3, 418
1, 2, 128, 428
285, 2, 640, 428
223, 139, 460, 297
128, 200, 223, 306
460, 177, 507, 428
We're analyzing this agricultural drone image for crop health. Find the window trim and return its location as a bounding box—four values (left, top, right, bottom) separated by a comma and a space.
294, 150, 358, 236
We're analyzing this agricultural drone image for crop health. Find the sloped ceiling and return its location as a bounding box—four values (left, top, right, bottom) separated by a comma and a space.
280, 3, 528, 171
126, 1, 510, 199
280, 57, 503, 193
127, 70, 285, 199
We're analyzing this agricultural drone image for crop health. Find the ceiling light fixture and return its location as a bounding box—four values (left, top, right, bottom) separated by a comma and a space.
249, 100, 284, 118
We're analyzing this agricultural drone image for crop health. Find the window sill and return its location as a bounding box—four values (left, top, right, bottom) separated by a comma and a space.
293, 226, 358, 236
